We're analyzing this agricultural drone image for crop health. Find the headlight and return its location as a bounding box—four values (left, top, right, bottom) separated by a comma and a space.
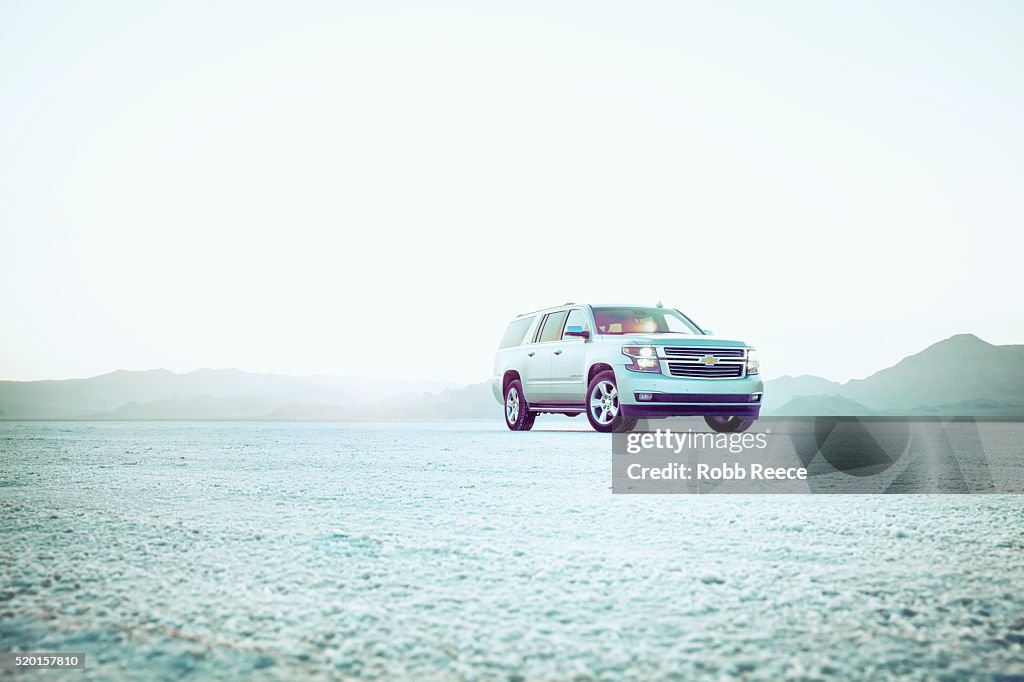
622, 345, 661, 373
746, 348, 760, 375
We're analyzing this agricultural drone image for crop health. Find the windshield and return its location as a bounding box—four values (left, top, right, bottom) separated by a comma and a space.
591, 306, 702, 335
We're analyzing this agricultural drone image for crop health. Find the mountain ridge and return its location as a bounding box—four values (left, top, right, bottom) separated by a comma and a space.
0, 370, 462, 420
1, 334, 1021, 419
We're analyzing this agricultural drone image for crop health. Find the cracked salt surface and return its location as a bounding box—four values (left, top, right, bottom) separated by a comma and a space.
1, 420, 1023, 681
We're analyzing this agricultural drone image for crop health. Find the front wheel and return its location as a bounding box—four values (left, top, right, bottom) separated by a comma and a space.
504, 380, 536, 431
704, 415, 756, 433
586, 371, 639, 433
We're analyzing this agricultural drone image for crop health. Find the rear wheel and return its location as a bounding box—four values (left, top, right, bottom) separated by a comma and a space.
704, 415, 756, 433
504, 380, 536, 431
586, 371, 638, 433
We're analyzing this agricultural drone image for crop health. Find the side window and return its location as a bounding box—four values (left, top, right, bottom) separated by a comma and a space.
663, 313, 697, 334
537, 310, 569, 343
499, 317, 535, 349
561, 309, 588, 339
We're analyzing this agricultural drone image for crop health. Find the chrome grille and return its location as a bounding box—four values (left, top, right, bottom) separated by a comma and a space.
663, 346, 746, 379
664, 346, 746, 358
667, 362, 744, 378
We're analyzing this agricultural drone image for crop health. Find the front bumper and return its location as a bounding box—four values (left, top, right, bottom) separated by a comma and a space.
621, 402, 761, 418
615, 369, 764, 419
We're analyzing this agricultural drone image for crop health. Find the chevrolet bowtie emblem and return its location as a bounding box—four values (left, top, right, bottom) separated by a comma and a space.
700, 355, 719, 365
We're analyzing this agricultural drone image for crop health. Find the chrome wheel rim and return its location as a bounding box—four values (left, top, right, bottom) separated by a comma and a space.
505, 388, 520, 424
708, 416, 734, 424
589, 380, 619, 425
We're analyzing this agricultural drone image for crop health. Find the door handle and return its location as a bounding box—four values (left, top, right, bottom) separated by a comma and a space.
553, 350, 563, 355
527, 352, 535, 357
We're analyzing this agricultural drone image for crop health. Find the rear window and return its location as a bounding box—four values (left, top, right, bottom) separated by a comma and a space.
499, 317, 535, 348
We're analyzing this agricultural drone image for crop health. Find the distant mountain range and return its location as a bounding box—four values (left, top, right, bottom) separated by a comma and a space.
763, 334, 1024, 416
1, 334, 1021, 419
0, 369, 468, 420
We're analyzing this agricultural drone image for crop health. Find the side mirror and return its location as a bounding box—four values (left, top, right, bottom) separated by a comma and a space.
703, 328, 714, 336
564, 325, 590, 339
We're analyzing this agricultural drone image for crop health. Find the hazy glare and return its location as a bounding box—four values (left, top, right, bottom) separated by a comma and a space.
2, 1, 1022, 384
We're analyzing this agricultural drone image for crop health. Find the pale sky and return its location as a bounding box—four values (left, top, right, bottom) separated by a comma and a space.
2, 1, 1022, 385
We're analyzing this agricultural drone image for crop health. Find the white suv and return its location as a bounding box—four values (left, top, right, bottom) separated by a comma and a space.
492, 304, 764, 433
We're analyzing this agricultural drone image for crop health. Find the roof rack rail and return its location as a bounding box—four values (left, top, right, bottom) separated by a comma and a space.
516, 302, 577, 317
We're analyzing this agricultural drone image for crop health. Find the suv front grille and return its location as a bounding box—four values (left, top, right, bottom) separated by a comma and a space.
664, 346, 745, 358
666, 362, 744, 378
662, 347, 747, 379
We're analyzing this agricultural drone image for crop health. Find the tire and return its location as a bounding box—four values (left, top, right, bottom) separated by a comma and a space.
586, 371, 638, 433
704, 415, 756, 433
504, 380, 536, 431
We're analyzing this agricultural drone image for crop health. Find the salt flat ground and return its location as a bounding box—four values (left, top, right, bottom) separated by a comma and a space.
1, 421, 1022, 681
